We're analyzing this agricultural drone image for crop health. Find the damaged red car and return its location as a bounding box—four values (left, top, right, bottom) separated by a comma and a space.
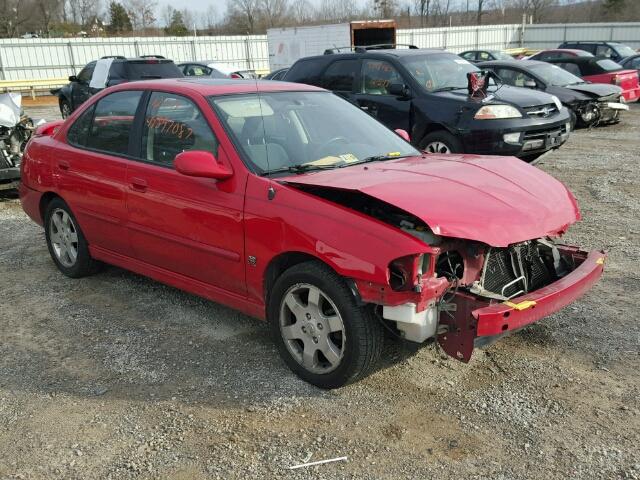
20, 79, 605, 388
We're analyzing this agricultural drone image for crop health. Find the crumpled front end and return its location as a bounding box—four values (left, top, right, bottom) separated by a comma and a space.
354, 236, 604, 362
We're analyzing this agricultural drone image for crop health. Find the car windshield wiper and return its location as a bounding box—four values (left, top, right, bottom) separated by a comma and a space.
432, 86, 466, 92
340, 153, 415, 167
263, 163, 339, 175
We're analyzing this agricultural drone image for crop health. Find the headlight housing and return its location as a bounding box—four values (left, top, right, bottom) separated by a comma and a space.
474, 104, 522, 120
551, 95, 563, 111
388, 253, 432, 292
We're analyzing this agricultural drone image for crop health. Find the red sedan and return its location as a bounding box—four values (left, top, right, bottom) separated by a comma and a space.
546, 56, 640, 102
20, 79, 604, 388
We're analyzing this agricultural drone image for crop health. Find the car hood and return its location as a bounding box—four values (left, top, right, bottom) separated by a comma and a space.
564, 82, 622, 98
435, 85, 554, 108
280, 155, 580, 247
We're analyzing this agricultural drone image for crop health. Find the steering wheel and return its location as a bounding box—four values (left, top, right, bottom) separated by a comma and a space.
314, 136, 350, 158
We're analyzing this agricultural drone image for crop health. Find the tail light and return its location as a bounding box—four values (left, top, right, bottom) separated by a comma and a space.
612, 75, 621, 86
230, 73, 242, 79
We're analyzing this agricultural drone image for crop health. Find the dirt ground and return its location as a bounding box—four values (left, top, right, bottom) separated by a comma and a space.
0, 104, 638, 480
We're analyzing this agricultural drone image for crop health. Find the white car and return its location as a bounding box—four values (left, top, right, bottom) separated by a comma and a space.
178, 61, 257, 79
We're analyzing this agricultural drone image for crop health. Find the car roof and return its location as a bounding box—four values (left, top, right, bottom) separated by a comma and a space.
539, 48, 593, 56
299, 47, 446, 62
113, 78, 325, 95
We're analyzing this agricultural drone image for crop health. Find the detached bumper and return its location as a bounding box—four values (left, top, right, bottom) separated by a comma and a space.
439, 249, 605, 361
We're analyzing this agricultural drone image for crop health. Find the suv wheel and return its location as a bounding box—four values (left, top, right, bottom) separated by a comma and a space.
268, 261, 383, 389
44, 197, 99, 278
60, 100, 72, 119
420, 131, 463, 154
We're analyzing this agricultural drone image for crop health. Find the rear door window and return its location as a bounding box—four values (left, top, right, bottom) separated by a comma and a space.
322, 60, 359, 92
141, 92, 219, 167
595, 45, 614, 58
85, 90, 143, 155
477, 51, 491, 61
361, 60, 404, 95
184, 64, 212, 76
124, 61, 183, 80
559, 62, 582, 76
67, 105, 95, 146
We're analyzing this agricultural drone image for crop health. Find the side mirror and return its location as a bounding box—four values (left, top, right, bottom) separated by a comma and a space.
69, 75, 78, 82
174, 150, 233, 180
524, 80, 537, 88
389, 83, 410, 98
394, 129, 411, 142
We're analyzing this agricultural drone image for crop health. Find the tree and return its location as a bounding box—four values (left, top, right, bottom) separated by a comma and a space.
476, 0, 485, 24
262, 0, 289, 28
36, 0, 63, 35
165, 9, 188, 35
108, 1, 132, 33
125, 0, 156, 30
228, 0, 259, 34
415, 0, 432, 27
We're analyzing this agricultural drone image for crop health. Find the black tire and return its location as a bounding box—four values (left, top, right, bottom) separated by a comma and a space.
60, 100, 72, 119
268, 261, 383, 389
419, 130, 463, 154
44, 197, 99, 278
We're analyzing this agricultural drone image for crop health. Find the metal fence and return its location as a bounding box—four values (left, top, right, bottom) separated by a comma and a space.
0, 22, 639, 81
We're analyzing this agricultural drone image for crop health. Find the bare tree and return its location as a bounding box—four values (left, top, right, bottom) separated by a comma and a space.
262, 0, 289, 27
125, 0, 156, 30
476, 0, 486, 24
414, 0, 432, 27
35, 0, 62, 34
227, 0, 259, 34
290, 0, 313, 23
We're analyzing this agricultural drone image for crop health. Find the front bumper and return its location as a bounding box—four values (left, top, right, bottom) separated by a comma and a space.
438, 248, 605, 361
459, 110, 572, 158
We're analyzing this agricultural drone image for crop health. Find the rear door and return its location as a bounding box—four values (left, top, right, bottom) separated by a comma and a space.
354, 58, 411, 132
320, 58, 360, 102
55, 90, 143, 256
125, 90, 247, 295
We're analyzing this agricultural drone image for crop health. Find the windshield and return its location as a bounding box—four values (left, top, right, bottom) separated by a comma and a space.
529, 63, 583, 86
595, 59, 623, 71
492, 51, 513, 60
611, 43, 636, 58
402, 53, 478, 92
209, 91, 418, 174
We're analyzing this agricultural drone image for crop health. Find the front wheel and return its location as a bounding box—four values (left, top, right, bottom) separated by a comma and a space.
268, 261, 383, 389
420, 130, 463, 154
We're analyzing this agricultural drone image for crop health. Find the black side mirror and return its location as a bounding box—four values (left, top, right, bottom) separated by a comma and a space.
389, 83, 410, 98
68, 75, 78, 82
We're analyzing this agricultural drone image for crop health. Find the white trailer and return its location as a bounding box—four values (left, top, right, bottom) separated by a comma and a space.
267, 20, 397, 71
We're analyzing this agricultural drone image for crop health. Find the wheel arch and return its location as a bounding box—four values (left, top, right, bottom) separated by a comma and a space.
39, 191, 62, 223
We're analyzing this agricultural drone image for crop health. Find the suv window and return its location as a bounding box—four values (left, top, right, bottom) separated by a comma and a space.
67, 105, 95, 146
284, 58, 329, 83
595, 45, 614, 58
85, 91, 142, 155
76, 63, 95, 83
322, 60, 359, 91
361, 59, 403, 95
141, 92, 218, 167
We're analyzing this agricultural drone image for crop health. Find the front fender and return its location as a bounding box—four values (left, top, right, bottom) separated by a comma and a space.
243, 175, 433, 307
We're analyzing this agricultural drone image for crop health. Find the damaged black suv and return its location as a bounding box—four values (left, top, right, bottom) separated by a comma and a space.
284, 47, 572, 161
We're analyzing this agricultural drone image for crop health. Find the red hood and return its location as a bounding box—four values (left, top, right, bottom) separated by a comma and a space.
280, 154, 580, 247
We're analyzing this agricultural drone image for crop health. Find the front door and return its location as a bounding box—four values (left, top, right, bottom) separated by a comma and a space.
125, 91, 247, 296
54, 90, 143, 256
354, 59, 411, 133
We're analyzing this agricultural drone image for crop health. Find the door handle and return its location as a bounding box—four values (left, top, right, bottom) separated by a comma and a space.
359, 105, 369, 111
57, 160, 70, 171
130, 177, 147, 192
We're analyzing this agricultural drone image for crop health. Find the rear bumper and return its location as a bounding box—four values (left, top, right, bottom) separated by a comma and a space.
438, 248, 605, 361
621, 87, 640, 102
19, 182, 44, 226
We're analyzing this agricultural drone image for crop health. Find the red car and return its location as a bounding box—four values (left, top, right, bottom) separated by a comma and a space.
528, 49, 594, 61
546, 56, 640, 102
20, 79, 605, 388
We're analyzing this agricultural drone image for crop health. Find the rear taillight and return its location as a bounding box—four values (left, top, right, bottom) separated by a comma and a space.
230, 73, 241, 79
612, 75, 621, 86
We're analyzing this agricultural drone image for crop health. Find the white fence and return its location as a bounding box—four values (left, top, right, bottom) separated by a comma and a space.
1, 22, 639, 81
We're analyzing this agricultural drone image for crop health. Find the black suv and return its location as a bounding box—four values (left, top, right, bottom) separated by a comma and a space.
284, 48, 571, 160
558, 41, 637, 63
52, 56, 183, 118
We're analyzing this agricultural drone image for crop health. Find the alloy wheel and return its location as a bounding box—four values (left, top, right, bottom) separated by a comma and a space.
49, 208, 79, 267
425, 141, 452, 154
279, 283, 346, 374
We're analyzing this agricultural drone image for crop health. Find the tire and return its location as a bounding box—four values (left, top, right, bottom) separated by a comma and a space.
60, 100, 72, 119
268, 261, 383, 389
44, 197, 99, 278
420, 130, 463, 154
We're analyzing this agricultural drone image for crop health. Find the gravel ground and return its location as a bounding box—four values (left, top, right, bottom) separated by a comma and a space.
0, 104, 638, 479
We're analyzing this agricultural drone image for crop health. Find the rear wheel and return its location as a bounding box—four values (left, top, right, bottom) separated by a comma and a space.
44, 197, 99, 278
268, 261, 383, 389
420, 130, 463, 154
60, 100, 72, 119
